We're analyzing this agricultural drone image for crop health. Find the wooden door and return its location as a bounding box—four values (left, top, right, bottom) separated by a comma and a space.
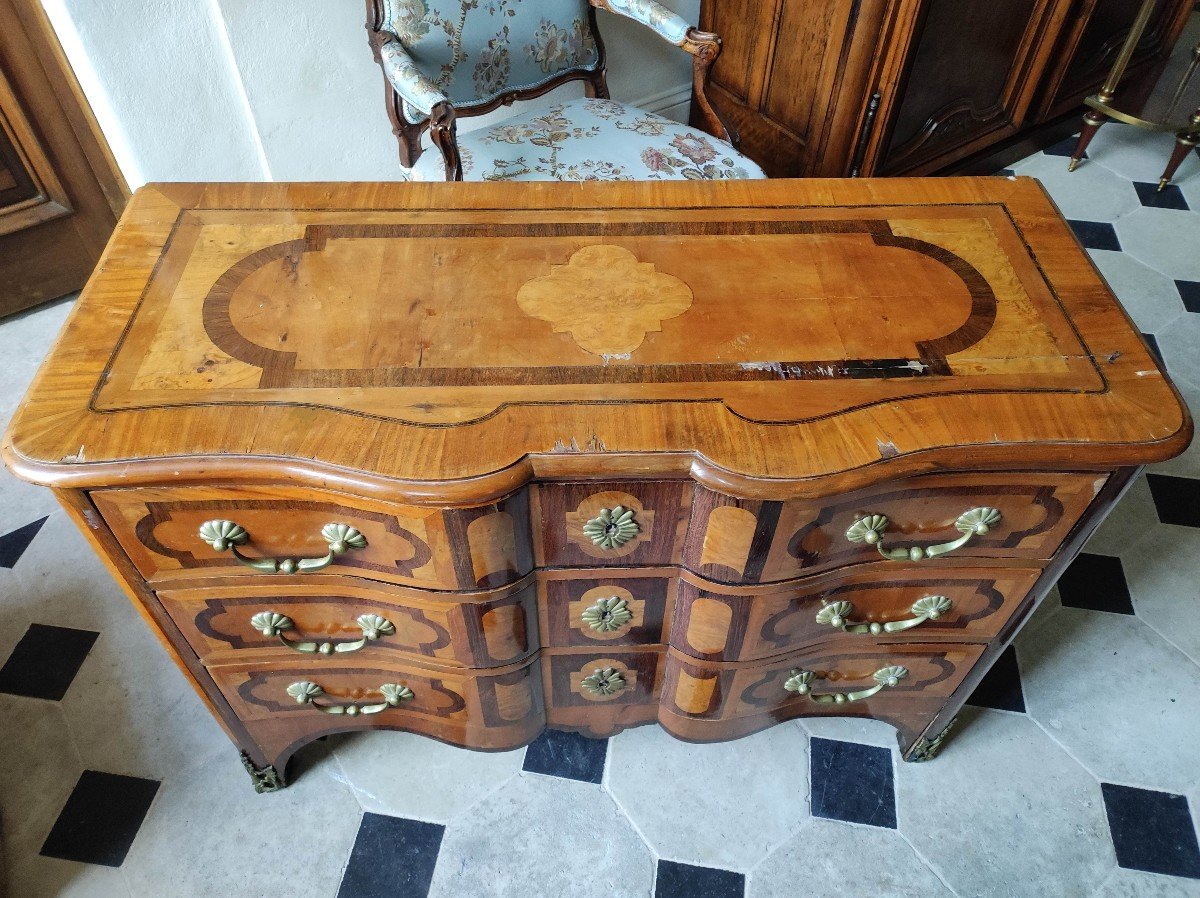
1035, 0, 1193, 120
0, 0, 127, 318
695, 0, 892, 178
864, 0, 1069, 176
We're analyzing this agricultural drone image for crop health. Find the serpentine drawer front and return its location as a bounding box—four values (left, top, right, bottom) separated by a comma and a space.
3, 179, 1190, 792
156, 577, 539, 667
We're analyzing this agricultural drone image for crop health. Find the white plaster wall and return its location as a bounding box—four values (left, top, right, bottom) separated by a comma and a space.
44, 0, 697, 187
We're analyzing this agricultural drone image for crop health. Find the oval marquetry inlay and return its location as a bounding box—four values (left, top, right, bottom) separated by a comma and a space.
699, 505, 757, 576
686, 598, 734, 655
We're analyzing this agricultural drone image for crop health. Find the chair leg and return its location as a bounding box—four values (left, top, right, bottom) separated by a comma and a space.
1158, 114, 1199, 191
1069, 110, 1106, 172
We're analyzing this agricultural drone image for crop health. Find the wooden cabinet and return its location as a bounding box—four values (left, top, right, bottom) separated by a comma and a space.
3, 179, 1191, 791
0, 0, 127, 316
697, 0, 1193, 177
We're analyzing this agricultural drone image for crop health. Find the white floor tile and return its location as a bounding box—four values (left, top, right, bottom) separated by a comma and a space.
895, 707, 1115, 898
121, 748, 360, 898
1092, 868, 1200, 897
1114, 207, 1200, 282
1157, 313, 1200, 390
1120, 523, 1200, 666
1019, 608, 1200, 793
606, 720, 809, 871
1088, 249, 1188, 334
748, 818, 953, 898
1018, 153, 1141, 221
427, 774, 654, 898
331, 729, 525, 823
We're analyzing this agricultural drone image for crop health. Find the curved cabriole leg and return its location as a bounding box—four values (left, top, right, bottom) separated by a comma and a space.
902, 716, 957, 762
240, 752, 287, 793
1069, 110, 1106, 172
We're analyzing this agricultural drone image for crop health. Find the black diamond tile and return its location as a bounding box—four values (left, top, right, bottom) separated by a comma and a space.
1068, 219, 1121, 251
1133, 181, 1190, 211
810, 737, 896, 829
522, 729, 607, 784
1177, 281, 1200, 314
1142, 332, 1164, 366
1056, 553, 1135, 614
1146, 474, 1200, 528
0, 516, 48, 568
1044, 135, 1083, 158
40, 770, 159, 867
656, 860, 745, 898
967, 645, 1025, 712
0, 623, 99, 700
338, 813, 443, 898
994, 168, 1016, 177
1102, 783, 1200, 880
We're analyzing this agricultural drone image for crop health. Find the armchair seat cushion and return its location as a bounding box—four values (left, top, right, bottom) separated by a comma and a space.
405, 98, 765, 182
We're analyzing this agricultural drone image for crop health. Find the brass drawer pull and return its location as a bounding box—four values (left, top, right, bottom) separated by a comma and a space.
583, 506, 640, 549
845, 507, 1001, 561
784, 665, 908, 704
285, 680, 413, 716
250, 611, 396, 655
581, 597, 633, 633
198, 520, 368, 574
581, 666, 626, 696
816, 595, 953, 635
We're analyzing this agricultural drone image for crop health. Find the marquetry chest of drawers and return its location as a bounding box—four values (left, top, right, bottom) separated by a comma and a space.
4, 178, 1190, 792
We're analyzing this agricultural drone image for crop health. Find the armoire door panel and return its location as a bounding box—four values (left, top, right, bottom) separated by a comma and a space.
760, 0, 860, 147
877, 0, 1059, 174
701, 0, 780, 106
0, 66, 71, 237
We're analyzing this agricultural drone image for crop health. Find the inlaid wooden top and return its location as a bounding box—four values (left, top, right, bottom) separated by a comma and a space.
3, 179, 1190, 500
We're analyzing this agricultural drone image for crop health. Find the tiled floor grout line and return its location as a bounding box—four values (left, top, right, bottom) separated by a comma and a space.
893, 824, 963, 898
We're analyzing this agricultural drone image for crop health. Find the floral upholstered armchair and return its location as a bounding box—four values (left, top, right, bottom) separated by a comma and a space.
365, 0, 765, 182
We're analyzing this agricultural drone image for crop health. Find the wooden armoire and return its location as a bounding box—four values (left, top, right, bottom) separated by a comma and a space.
695, 0, 1195, 177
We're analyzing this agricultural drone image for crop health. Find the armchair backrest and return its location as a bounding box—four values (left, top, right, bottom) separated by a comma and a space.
377, 0, 601, 123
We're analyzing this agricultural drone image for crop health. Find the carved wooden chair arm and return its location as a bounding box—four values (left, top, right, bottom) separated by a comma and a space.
376, 37, 451, 120
590, 0, 737, 146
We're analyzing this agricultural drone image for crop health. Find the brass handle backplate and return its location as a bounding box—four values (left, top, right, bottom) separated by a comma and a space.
198, 520, 368, 574
845, 507, 1001, 561
784, 665, 908, 704
816, 595, 953, 635
250, 611, 396, 655
285, 681, 413, 716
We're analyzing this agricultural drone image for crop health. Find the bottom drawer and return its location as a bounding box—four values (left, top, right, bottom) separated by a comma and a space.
543, 648, 666, 738
209, 654, 544, 751
660, 642, 984, 741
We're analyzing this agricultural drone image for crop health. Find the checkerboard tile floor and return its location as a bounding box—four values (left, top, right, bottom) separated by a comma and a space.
2, 130, 1199, 898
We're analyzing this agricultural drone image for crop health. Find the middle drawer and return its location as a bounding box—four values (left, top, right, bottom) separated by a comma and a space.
670, 564, 1041, 662
158, 576, 538, 668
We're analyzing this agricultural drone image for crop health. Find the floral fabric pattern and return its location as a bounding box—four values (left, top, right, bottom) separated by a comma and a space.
603, 0, 690, 46
381, 0, 601, 123
379, 39, 451, 115
402, 98, 765, 182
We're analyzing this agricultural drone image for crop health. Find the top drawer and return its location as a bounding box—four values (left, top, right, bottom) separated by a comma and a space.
685, 471, 1107, 585
92, 485, 534, 590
